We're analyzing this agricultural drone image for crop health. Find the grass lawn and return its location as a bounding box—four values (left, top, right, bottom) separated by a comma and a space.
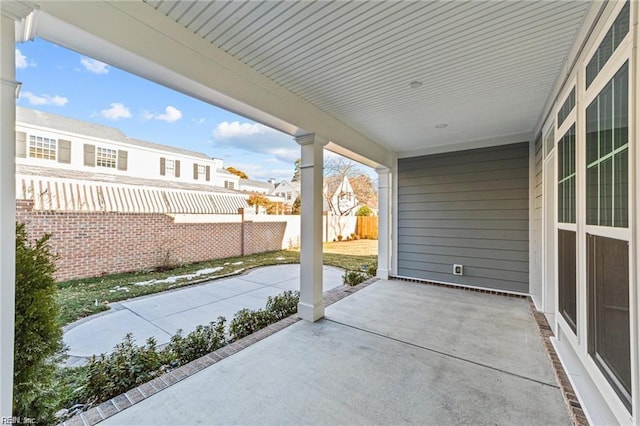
322, 239, 377, 256
57, 241, 378, 326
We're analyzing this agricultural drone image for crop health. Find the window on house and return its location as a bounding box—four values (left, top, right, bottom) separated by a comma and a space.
29, 135, 57, 160
558, 230, 577, 333
557, 87, 576, 128
96, 147, 117, 168
165, 159, 175, 176
193, 163, 210, 180
586, 1, 629, 88
586, 62, 628, 228
587, 234, 631, 411
286, 192, 291, 201
225, 180, 235, 189
198, 164, 206, 177
544, 127, 555, 157
160, 158, 180, 177
558, 125, 576, 224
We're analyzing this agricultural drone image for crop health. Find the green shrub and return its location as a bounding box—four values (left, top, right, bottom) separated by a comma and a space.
356, 205, 373, 216
230, 291, 300, 340
75, 290, 300, 407
83, 334, 169, 403
342, 270, 368, 286
54, 365, 88, 413
14, 223, 63, 424
365, 261, 378, 278
265, 291, 299, 321
167, 318, 227, 365
228, 308, 272, 341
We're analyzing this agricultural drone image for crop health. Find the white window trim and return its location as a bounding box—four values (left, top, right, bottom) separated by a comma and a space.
165, 159, 175, 177
28, 133, 57, 160
96, 146, 117, 168
543, 2, 637, 422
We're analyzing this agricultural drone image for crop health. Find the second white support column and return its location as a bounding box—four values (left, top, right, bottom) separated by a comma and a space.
376, 167, 391, 279
295, 133, 326, 321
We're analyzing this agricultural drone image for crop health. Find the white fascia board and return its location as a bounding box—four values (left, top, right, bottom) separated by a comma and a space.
33, 1, 392, 168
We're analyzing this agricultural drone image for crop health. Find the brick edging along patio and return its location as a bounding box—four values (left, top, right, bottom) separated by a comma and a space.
62, 278, 379, 426
528, 300, 589, 426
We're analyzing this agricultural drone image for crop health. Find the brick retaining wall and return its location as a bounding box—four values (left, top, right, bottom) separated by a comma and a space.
16, 200, 286, 281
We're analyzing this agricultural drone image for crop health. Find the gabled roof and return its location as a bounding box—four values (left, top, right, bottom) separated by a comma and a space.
17, 106, 125, 141
272, 180, 300, 193
239, 179, 275, 191
17, 107, 212, 160
324, 175, 351, 198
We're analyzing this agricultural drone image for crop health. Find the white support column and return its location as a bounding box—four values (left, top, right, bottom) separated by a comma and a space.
376, 167, 391, 279
296, 133, 326, 321
0, 12, 17, 418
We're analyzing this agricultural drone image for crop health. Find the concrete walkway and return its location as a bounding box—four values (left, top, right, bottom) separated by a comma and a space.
64, 264, 343, 364
102, 280, 570, 425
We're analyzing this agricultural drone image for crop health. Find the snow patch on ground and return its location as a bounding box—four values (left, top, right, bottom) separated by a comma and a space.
109, 286, 129, 293
275, 257, 286, 261
231, 261, 243, 265
133, 267, 225, 287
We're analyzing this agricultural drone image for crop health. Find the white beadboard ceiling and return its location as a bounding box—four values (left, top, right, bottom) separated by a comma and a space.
143, 0, 591, 155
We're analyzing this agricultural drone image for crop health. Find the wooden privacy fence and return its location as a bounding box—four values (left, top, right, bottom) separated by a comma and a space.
356, 216, 378, 239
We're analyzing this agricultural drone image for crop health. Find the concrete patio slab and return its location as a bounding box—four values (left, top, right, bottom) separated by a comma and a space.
326, 280, 557, 386
101, 279, 570, 425
63, 265, 344, 362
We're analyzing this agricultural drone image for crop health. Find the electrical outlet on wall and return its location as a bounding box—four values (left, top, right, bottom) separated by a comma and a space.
453, 264, 463, 276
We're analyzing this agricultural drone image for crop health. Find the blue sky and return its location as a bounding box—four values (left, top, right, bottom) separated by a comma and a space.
15, 38, 307, 182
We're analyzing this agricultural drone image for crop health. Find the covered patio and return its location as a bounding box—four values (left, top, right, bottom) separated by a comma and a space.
1, 1, 639, 424
98, 279, 569, 425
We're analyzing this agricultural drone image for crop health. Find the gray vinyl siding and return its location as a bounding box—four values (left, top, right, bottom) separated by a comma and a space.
397, 142, 530, 293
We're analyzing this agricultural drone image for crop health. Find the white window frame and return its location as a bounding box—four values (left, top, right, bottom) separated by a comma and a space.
165, 159, 175, 177
197, 164, 206, 180
28, 134, 57, 160
569, 1, 636, 420
96, 147, 117, 168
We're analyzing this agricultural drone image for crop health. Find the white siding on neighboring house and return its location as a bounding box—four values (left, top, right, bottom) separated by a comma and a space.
270, 180, 300, 205
238, 178, 274, 194
16, 107, 221, 187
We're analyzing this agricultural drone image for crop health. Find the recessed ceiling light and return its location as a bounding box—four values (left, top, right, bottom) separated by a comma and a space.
435, 123, 448, 129
408, 81, 423, 89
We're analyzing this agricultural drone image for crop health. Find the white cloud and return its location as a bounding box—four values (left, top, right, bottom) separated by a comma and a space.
19, 91, 68, 106
214, 121, 268, 139
101, 103, 131, 120
140, 110, 154, 120
155, 106, 183, 123
80, 56, 109, 74
141, 106, 183, 123
192, 117, 206, 126
212, 121, 298, 164
15, 49, 28, 69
